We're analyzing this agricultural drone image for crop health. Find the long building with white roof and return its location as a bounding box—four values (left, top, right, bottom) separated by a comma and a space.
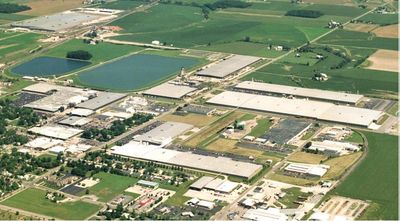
143, 82, 198, 99
111, 141, 263, 179
284, 162, 330, 177
207, 91, 383, 128
197, 55, 261, 78
235, 81, 363, 104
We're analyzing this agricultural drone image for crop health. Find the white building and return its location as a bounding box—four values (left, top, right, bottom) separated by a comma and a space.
307, 140, 361, 156
242, 208, 288, 221
284, 163, 330, 177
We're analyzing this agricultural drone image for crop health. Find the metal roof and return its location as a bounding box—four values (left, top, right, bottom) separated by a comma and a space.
197, 55, 260, 78
134, 121, 193, 145
143, 83, 197, 99
235, 81, 363, 104
207, 91, 383, 127
76, 92, 126, 110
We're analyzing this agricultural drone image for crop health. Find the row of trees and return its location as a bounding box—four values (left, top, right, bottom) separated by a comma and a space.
66, 50, 93, 60
286, 10, 323, 18
81, 113, 153, 142
0, 3, 31, 13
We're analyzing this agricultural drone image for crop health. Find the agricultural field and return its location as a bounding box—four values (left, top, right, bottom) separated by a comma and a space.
0, 13, 31, 24
107, 2, 367, 57
357, 13, 398, 25
16, 0, 83, 16
365, 49, 398, 73
242, 44, 398, 97
94, 0, 146, 10
331, 132, 398, 220
317, 29, 398, 50
0, 188, 101, 220
0, 32, 45, 63
88, 172, 139, 202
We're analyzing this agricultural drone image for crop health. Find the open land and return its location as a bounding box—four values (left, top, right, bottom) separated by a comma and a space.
1, 188, 101, 220
365, 49, 398, 73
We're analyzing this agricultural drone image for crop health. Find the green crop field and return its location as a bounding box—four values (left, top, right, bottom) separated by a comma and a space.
89, 172, 138, 202
242, 44, 397, 97
358, 13, 398, 25
317, 29, 398, 50
331, 132, 398, 220
44, 39, 145, 64
109, 3, 349, 57
1, 188, 101, 220
0, 32, 44, 62
95, 0, 145, 10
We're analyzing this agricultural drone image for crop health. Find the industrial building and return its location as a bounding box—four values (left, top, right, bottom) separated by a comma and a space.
307, 140, 361, 156
28, 125, 83, 140
58, 116, 92, 127
235, 81, 363, 104
190, 176, 239, 193
70, 108, 94, 117
25, 137, 63, 150
23, 83, 95, 112
196, 55, 261, 78
76, 92, 127, 110
242, 208, 288, 221
134, 121, 193, 146
111, 141, 263, 180
11, 8, 121, 32
207, 91, 383, 128
284, 163, 330, 177
142, 82, 198, 99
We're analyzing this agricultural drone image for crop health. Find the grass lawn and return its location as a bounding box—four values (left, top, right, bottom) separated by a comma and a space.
344, 131, 364, 144
247, 118, 273, 138
268, 172, 319, 186
331, 131, 398, 220
44, 39, 145, 64
160, 113, 218, 128
287, 152, 328, 164
387, 102, 398, 116
206, 138, 282, 163
184, 111, 244, 148
278, 187, 312, 208
89, 172, 138, 202
161, 179, 195, 206
323, 152, 363, 180
0, 32, 45, 63
1, 188, 101, 220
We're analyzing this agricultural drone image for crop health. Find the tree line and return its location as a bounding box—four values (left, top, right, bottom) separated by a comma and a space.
0, 3, 31, 13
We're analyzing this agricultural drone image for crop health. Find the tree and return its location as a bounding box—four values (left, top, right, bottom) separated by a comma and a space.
244, 36, 251, 42
66, 50, 93, 60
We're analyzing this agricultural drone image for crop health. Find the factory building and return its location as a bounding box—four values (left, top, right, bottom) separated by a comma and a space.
235, 81, 363, 105
207, 91, 383, 128
196, 55, 261, 78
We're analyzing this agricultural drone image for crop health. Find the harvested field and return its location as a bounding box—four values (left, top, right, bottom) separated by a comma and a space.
286, 152, 328, 164
345, 23, 379, 32
372, 24, 398, 38
160, 113, 218, 128
18, 0, 83, 16
366, 49, 398, 73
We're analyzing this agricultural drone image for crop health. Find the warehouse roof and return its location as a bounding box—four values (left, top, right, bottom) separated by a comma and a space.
242, 208, 288, 221
58, 116, 92, 127
11, 11, 103, 32
284, 163, 330, 177
70, 108, 94, 117
235, 81, 363, 104
25, 137, 63, 150
111, 141, 262, 179
197, 55, 260, 78
76, 92, 126, 110
207, 91, 383, 127
29, 125, 83, 140
143, 83, 197, 99
134, 121, 193, 146
190, 176, 215, 190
